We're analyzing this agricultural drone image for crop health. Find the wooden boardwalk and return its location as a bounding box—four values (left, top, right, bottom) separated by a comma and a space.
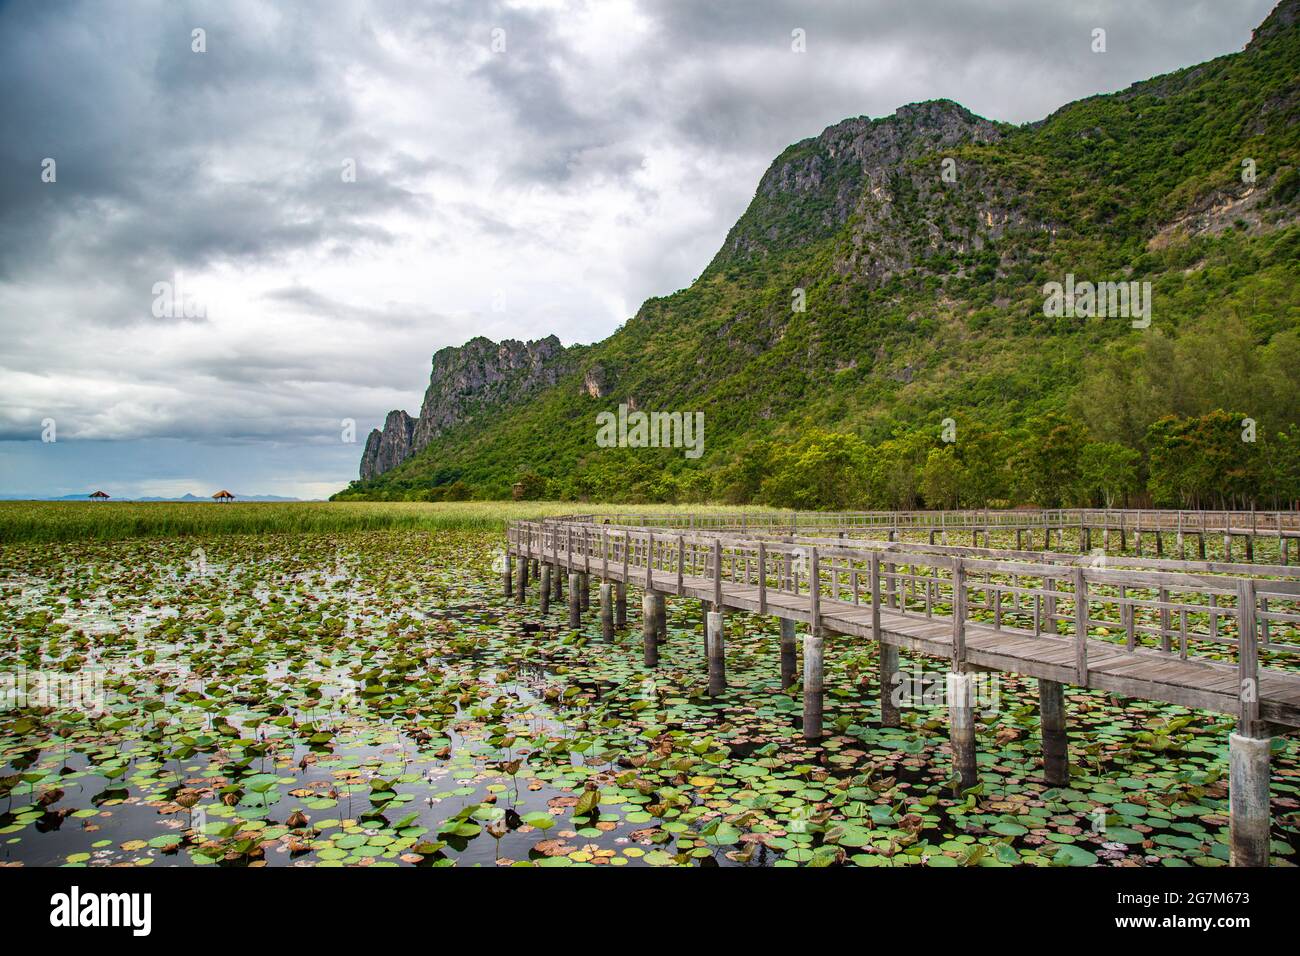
505, 510, 1300, 866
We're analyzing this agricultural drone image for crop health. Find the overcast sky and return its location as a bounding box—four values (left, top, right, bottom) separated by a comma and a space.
0, 0, 1277, 498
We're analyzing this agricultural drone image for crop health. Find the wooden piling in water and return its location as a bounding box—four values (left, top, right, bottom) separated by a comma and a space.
1039, 678, 1068, 786
948, 672, 977, 790
600, 583, 614, 642
567, 573, 581, 629
706, 610, 726, 696
879, 643, 900, 728
615, 580, 627, 628
539, 564, 551, 614
803, 630, 824, 741
779, 618, 797, 690
642, 590, 659, 667
1229, 733, 1271, 867
502, 553, 513, 599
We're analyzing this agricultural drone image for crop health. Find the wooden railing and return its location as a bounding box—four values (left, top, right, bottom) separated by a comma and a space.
548, 508, 1300, 534
509, 517, 1300, 727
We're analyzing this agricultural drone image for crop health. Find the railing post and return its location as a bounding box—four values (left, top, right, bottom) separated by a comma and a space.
951, 558, 966, 669
870, 551, 882, 640
1236, 579, 1260, 735
1073, 567, 1088, 684
809, 547, 820, 632
677, 535, 685, 595
645, 532, 654, 589
872, 551, 899, 727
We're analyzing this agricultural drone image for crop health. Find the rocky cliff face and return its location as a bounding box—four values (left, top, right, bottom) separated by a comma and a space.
712, 100, 1006, 269
359, 410, 415, 480
358, 335, 572, 479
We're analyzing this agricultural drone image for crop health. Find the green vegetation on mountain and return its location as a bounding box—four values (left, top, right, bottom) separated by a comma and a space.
337, 1, 1300, 509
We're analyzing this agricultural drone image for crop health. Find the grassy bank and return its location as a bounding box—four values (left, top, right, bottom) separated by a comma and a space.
0, 500, 770, 543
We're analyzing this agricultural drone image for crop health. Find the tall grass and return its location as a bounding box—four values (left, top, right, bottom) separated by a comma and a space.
0, 500, 773, 543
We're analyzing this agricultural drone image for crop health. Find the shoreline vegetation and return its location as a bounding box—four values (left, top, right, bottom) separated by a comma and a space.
0, 501, 774, 543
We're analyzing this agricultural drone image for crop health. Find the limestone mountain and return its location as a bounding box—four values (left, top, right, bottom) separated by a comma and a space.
339, 0, 1300, 507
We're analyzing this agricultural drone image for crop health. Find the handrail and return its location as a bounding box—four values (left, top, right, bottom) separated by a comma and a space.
508, 514, 1300, 719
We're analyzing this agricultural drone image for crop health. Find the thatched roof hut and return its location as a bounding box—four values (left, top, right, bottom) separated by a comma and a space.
89, 490, 110, 500
212, 490, 235, 502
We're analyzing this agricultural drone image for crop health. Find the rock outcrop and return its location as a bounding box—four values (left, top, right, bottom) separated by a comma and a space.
359, 410, 415, 480
358, 336, 572, 479
712, 100, 1005, 269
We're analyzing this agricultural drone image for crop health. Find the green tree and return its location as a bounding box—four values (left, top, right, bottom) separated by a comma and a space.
1079, 441, 1141, 508
921, 446, 962, 509
759, 430, 870, 510
1146, 410, 1255, 508
1013, 415, 1087, 507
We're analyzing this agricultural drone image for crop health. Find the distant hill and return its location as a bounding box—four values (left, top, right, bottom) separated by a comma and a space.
338, 0, 1300, 510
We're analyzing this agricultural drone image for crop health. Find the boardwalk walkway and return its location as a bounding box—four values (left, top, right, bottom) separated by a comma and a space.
505, 509, 1300, 866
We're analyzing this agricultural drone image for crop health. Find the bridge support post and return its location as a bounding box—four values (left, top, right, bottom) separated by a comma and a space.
803, 629, 824, 741
1229, 732, 1272, 867
706, 610, 726, 696
779, 618, 797, 690
502, 553, 513, 599
552, 564, 563, 602
1198, 533, 1206, 560
539, 565, 551, 614
515, 555, 527, 604
652, 592, 666, 644
879, 643, 900, 728
948, 672, 978, 791
580, 573, 590, 611
1039, 679, 1069, 786
567, 573, 581, 629
615, 581, 627, 629
642, 591, 659, 668
1155, 531, 1164, 557
600, 583, 614, 642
